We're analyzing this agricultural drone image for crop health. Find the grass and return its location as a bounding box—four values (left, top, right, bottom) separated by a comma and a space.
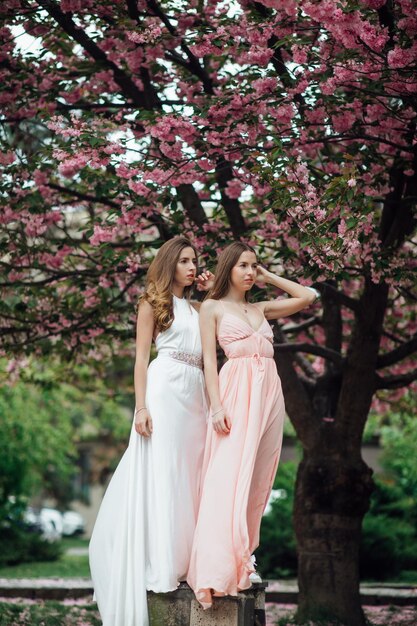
0, 555, 90, 579
0, 600, 100, 626
61, 537, 89, 550
0, 536, 90, 579
393, 570, 417, 585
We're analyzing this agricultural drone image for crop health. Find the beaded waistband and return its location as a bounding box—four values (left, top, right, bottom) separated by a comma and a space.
167, 350, 203, 369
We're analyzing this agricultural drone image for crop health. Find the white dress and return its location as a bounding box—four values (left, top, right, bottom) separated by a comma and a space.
89, 296, 208, 626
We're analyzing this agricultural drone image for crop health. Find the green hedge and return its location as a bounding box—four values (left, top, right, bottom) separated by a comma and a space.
0, 525, 62, 567
257, 462, 417, 581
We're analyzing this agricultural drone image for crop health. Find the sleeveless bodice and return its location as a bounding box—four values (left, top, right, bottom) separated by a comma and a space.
155, 296, 202, 357
218, 312, 274, 360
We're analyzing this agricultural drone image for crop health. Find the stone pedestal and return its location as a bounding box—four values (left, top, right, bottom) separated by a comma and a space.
147, 582, 267, 626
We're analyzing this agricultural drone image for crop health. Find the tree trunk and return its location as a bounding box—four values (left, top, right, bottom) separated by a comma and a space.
274, 278, 389, 624
294, 450, 373, 625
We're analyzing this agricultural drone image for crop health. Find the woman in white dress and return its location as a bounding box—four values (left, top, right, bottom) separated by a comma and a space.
89, 237, 211, 626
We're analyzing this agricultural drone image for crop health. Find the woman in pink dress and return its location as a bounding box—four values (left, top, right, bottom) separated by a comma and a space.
187, 242, 317, 609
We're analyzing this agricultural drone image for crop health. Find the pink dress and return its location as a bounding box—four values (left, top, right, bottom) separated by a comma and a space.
187, 307, 285, 608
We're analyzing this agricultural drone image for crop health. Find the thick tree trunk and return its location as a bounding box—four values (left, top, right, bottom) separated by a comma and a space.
294, 451, 373, 625
276, 279, 389, 625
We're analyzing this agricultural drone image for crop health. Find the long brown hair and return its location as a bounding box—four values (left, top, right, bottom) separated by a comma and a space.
208, 242, 256, 301
140, 237, 198, 332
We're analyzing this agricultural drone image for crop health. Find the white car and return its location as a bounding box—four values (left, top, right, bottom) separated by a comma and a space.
62, 510, 85, 536
24, 507, 63, 541
24, 508, 85, 540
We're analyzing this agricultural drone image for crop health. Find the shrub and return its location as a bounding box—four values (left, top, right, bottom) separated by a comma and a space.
257, 462, 298, 579
360, 475, 417, 580
0, 525, 62, 567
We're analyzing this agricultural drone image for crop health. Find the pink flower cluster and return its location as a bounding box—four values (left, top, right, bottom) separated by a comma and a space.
127, 20, 162, 45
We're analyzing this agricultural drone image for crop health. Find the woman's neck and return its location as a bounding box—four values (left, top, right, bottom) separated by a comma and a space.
222, 287, 246, 303
172, 285, 184, 298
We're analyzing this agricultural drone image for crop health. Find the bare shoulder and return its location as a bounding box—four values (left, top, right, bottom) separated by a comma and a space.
135, 299, 155, 344
200, 298, 219, 312
200, 298, 221, 319
252, 300, 267, 314
137, 299, 154, 319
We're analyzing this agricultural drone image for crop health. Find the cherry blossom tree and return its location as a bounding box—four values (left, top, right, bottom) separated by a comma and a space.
1, 0, 416, 623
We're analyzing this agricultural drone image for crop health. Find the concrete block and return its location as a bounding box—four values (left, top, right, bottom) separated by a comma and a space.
147, 582, 266, 626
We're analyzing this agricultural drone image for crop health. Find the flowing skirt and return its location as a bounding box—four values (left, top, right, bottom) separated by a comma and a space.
89, 355, 207, 626
187, 357, 285, 608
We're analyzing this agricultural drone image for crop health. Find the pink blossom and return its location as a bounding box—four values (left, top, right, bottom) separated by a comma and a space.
271, 103, 295, 124
58, 155, 88, 178
89, 225, 115, 246
239, 47, 274, 66
128, 180, 149, 196
291, 45, 308, 64
60, 0, 82, 12
387, 46, 416, 68
197, 159, 213, 171
127, 22, 162, 44
0, 151, 15, 165
252, 77, 278, 96
25, 215, 48, 237
225, 179, 244, 199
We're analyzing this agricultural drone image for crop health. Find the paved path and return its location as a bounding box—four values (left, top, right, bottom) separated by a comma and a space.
266, 580, 417, 606
0, 578, 416, 605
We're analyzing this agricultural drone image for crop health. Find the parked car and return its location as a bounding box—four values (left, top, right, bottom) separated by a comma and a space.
62, 510, 85, 536
24, 507, 85, 540
24, 507, 62, 541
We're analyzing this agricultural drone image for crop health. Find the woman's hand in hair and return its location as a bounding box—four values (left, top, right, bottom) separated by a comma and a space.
255, 264, 272, 285
195, 270, 215, 292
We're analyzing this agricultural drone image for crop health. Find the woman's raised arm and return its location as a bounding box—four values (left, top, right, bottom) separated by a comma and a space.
256, 266, 318, 320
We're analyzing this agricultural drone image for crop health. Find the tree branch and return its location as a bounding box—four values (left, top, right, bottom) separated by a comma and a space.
38, 0, 156, 109
321, 279, 342, 379
317, 282, 360, 312
294, 353, 318, 381
274, 342, 343, 367
176, 184, 207, 227
215, 157, 246, 237
376, 367, 417, 389
377, 334, 417, 369
273, 326, 319, 447
146, 0, 215, 94
281, 316, 321, 334
48, 183, 172, 240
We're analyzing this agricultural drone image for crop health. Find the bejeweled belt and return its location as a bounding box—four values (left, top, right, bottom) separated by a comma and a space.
168, 350, 203, 369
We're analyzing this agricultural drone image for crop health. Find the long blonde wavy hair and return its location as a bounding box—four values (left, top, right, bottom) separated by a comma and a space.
140, 237, 198, 332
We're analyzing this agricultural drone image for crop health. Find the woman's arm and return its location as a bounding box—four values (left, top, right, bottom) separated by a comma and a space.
134, 300, 155, 437
256, 267, 317, 320
199, 299, 231, 435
